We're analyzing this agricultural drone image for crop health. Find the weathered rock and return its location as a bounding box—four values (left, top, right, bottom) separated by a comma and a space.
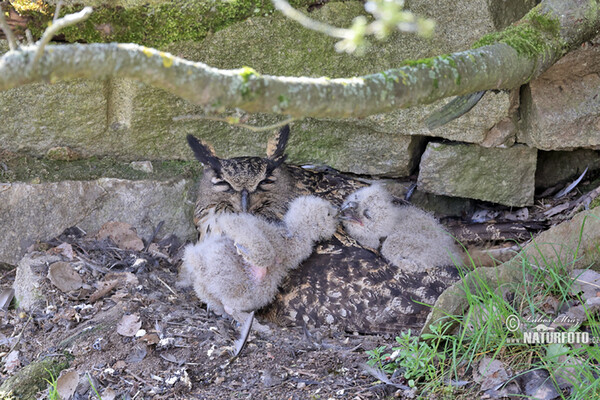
0, 79, 108, 157
1, 0, 532, 175
422, 206, 600, 336
130, 161, 154, 173
535, 149, 600, 189
0, 179, 195, 265
417, 143, 537, 207
518, 35, 600, 150
13, 253, 60, 310
362, 90, 513, 144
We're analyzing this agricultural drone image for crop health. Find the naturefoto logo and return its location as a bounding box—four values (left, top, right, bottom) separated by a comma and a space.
505, 315, 590, 344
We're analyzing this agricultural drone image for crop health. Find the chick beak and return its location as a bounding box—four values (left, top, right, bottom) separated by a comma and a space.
339, 201, 363, 226
240, 189, 249, 213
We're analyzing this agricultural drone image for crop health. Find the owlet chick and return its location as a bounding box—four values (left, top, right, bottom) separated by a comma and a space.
181, 195, 338, 328
341, 185, 462, 272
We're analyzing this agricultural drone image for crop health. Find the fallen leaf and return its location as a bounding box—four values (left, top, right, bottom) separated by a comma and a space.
141, 333, 160, 345
126, 344, 147, 363
474, 357, 509, 391
3, 350, 20, 373
117, 314, 142, 337
505, 207, 529, 221
97, 222, 144, 251
516, 369, 560, 400
56, 369, 79, 400
0, 288, 14, 311
571, 269, 600, 302
101, 388, 117, 400
48, 262, 83, 292
56, 243, 75, 260
104, 272, 139, 286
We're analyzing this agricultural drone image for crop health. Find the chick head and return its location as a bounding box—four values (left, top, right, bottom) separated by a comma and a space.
340, 185, 397, 248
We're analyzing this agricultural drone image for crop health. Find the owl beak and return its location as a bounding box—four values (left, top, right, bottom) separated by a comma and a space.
240, 189, 249, 212
339, 201, 363, 225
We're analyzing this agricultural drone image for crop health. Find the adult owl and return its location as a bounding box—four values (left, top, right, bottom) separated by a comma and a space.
186, 125, 461, 334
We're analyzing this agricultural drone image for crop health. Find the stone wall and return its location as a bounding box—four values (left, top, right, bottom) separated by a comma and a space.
1, 0, 600, 264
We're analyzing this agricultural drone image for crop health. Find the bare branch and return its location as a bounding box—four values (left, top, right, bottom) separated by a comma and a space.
25, 29, 33, 46
0, 0, 597, 119
271, 0, 434, 53
0, 4, 17, 51
30, 6, 93, 69
271, 0, 349, 39
53, 1, 63, 23
173, 115, 298, 132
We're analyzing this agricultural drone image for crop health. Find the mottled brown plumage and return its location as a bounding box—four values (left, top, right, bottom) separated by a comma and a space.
186, 125, 462, 334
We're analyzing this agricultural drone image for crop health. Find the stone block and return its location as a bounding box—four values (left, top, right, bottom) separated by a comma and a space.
0, 179, 196, 265
0, 80, 108, 156
536, 150, 600, 189
518, 35, 600, 150
417, 143, 537, 207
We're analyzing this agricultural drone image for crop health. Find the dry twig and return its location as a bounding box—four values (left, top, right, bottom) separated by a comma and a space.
0, 4, 17, 51
30, 6, 93, 69
174, 114, 297, 133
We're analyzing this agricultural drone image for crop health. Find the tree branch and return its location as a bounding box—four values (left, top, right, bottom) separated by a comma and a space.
30, 6, 93, 69
271, 0, 349, 39
0, 4, 17, 51
0, 0, 598, 118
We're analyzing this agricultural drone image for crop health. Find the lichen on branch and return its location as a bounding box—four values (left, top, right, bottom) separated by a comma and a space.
0, 0, 598, 118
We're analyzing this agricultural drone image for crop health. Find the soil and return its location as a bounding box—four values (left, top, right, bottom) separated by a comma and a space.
0, 229, 405, 400
1, 169, 598, 399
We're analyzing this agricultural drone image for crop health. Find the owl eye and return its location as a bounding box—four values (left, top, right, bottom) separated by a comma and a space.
363, 209, 372, 219
257, 176, 276, 191
211, 177, 234, 193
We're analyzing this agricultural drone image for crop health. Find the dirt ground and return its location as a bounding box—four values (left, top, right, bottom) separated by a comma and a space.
0, 228, 406, 400
1, 169, 598, 399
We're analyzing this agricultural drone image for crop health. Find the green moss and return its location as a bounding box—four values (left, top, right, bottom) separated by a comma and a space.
473, 6, 564, 58
239, 66, 259, 82
401, 57, 436, 68
25, 0, 313, 48
0, 154, 203, 183
0, 356, 71, 399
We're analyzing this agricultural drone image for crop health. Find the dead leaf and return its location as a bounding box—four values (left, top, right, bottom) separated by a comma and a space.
571, 269, 600, 302
474, 357, 509, 391
48, 262, 83, 292
56, 369, 79, 400
543, 202, 571, 217
116, 314, 142, 337
101, 388, 117, 400
56, 243, 75, 260
97, 221, 144, 251
516, 369, 560, 400
0, 288, 14, 311
126, 344, 147, 363
104, 272, 139, 286
504, 207, 529, 221
141, 333, 160, 345
3, 350, 19, 373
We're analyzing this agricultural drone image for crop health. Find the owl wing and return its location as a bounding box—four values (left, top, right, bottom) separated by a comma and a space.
260, 232, 462, 334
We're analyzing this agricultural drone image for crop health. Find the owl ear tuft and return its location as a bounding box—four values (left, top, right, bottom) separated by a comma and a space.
266, 124, 290, 162
187, 135, 222, 172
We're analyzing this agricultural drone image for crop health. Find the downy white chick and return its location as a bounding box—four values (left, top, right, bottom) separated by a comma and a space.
181, 195, 338, 328
341, 185, 462, 272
